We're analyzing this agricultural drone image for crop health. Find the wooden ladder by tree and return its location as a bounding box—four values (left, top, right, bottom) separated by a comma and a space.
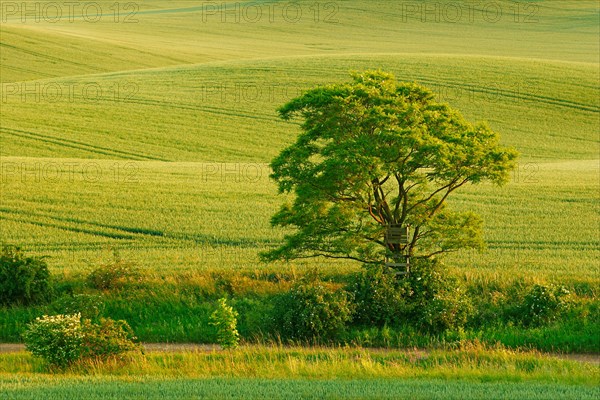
385, 224, 410, 275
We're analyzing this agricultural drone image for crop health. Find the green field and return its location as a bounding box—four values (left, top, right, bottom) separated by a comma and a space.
3, 377, 597, 400
1, 0, 599, 397
1, 1, 598, 278
0, 157, 598, 280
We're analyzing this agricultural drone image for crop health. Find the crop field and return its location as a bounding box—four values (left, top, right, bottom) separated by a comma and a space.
0, 157, 598, 281
0, 0, 599, 398
1, 1, 599, 277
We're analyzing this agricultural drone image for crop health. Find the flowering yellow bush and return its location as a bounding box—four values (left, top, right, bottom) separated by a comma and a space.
23, 313, 139, 368
22, 313, 84, 368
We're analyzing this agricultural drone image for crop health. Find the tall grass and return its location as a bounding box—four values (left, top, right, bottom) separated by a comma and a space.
1, 344, 598, 383
3, 344, 598, 399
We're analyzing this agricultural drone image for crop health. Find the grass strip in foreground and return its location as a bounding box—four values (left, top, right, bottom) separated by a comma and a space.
1, 376, 599, 400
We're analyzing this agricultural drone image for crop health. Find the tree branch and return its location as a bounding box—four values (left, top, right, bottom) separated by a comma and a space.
421, 248, 460, 258
372, 179, 393, 223
407, 177, 460, 214
368, 204, 385, 225
377, 185, 394, 222
290, 253, 376, 264
428, 177, 470, 217
408, 225, 420, 256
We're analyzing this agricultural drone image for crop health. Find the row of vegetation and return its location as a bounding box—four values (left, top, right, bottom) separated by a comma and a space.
2, 245, 597, 367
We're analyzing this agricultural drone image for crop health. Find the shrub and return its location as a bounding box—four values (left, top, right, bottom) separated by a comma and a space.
210, 298, 240, 349
232, 297, 274, 340
419, 277, 472, 333
23, 313, 139, 368
22, 314, 84, 368
81, 318, 140, 359
272, 272, 354, 342
517, 284, 571, 327
404, 259, 472, 333
49, 294, 105, 320
0, 245, 52, 306
87, 255, 142, 290
349, 264, 409, 326
349, 259, 472, 334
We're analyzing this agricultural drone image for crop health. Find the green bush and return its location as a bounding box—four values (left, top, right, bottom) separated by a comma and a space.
22, 314, 84, 368
23, 313, 139, 368
349, 259, 471, 334
232, 297, 274, 340
516, 284, 571, 327
419, 277, 472, 333
0, 245, 52, 306
49, 294, 105, 320
404, 259, 472, 333
273, 272, 354, 342
349, 265, 408, 326
210, 298, 240, 349
87, 255, 142, 290
81, 318, 140, 359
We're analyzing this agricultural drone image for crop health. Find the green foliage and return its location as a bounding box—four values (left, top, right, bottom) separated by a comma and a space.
349, 260, 472, 333
22, 313, 139, 368
80, 318, 140, 360
87, 255, 142, 290
0, 245, 52, 307
22, 314, 84, 368
273, 273, 354, 342
404, 259, 472, 333
210, 298, 240, 349
5, 268, 597, 352
516, 284, 572, 327
349, 265, 408, 326
419, 282, 472, 334
471, 281, 574, 329
262, 70, 518, 264
232, 297, 275, 341
49, 294, 105, 320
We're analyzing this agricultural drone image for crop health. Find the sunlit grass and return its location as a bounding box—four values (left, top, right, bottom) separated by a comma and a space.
1, 344, 598, 383
1, 346, 598, 399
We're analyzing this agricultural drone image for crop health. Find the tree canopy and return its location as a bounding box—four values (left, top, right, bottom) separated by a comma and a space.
261, 70, 518, 268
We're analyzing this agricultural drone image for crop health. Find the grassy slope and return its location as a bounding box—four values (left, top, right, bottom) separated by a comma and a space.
2, 1, 598, 84
0, 1, 599, 280
1, 1, 599, 161
1, 55, 598, 162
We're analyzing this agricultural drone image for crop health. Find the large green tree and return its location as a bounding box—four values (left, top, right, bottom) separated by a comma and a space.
262, 71, 518, 270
